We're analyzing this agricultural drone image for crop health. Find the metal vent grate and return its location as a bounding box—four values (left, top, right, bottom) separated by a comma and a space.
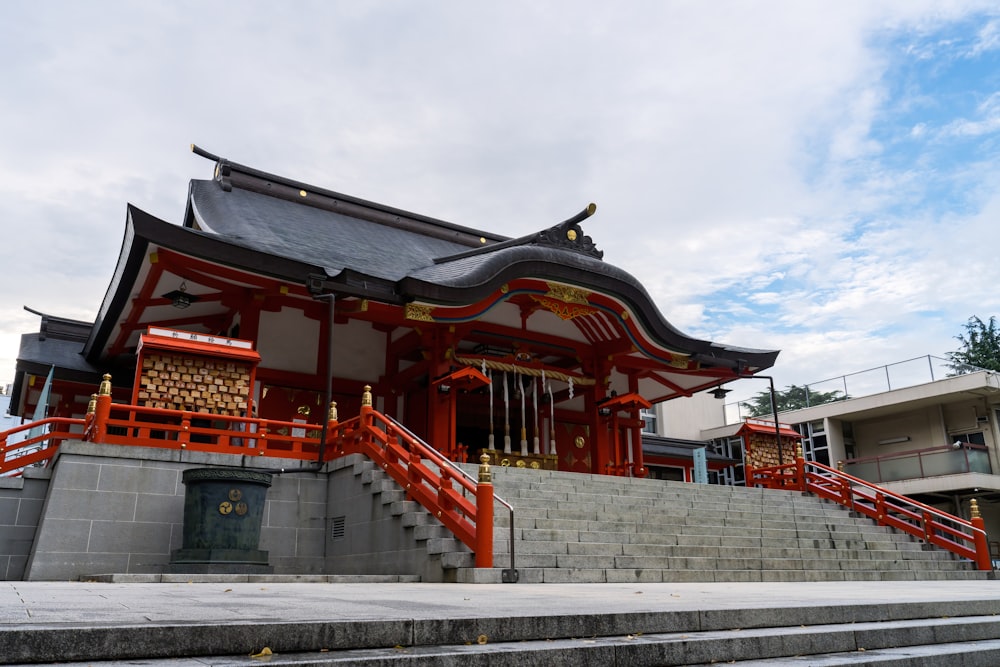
331, 515, 346, 541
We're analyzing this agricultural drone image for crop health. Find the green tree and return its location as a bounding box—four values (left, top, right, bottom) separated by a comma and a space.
740, 384, 845, 417
946, 316, 1000, 374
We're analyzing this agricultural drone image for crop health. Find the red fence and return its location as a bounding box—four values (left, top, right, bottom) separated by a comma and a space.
749, 455, 992, 571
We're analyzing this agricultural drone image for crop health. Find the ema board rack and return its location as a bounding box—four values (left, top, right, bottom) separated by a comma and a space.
132, 327, 261, 417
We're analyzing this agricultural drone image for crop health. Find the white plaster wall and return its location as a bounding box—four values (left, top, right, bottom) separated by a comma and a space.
257, 307, 321, 374
331, 319, 386, 382
658, 392, 727, 440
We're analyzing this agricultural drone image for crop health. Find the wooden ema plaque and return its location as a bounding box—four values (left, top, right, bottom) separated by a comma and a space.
133, 327, 261, 417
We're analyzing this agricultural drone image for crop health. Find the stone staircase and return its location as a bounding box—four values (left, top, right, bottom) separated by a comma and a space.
8, 581, 1000, 665
446, 464, 989, 584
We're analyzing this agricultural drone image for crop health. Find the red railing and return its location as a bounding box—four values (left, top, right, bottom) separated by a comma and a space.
326, 395, 493, 566
750, 455, 992, 570
97, 403, 326, 460
1, 382, 496, 568
0, 417, 87, 476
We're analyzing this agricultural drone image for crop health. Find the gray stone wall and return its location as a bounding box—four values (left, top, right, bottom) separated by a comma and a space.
0, 467, 50, 580
324, 455, 432, 577
22, 442, 333, 581
260, 468, 327, 574
5, 442, 443, 581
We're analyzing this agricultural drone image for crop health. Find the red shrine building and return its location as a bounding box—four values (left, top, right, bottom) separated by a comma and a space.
9, 147, 779, 477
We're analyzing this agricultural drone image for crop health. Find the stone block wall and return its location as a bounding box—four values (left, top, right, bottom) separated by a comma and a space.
21, 442, 331, 581
324, 455, 433, 578
0, 468, 50, 580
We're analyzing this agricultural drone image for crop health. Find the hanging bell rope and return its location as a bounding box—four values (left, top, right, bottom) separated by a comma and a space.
453, 354, 596, 386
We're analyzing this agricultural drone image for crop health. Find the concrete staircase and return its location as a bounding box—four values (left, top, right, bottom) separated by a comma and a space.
449, 465, 989, 584
6, 583, 1000, 665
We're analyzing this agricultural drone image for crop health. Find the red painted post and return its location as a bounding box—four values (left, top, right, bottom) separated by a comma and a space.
475, 454, 495, 568
970, 499, 993, 571
178, 413, 191, 449
323, 401, 338, 461
795, 444, 806, 492
92, 374, 113, 443
360, 385, 373, 424
438, 467, 453, 513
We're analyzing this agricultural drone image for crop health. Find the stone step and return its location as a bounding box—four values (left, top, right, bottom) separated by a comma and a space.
7, 583, 1000, 665
455, 566, 992, 584
251, 616, 1000, 664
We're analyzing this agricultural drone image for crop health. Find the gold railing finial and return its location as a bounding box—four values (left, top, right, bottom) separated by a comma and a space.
328, 401, 338, 422
795, 443, 803, 459
98, 373, 112, 397
86, 393, 98, 415
362, 385, 372, 408
478, 453, 492, 483
970, 498, 982, 519
837, 460, 845, 472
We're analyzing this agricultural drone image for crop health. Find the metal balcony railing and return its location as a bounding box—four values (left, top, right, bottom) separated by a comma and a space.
844, 443, 992, 485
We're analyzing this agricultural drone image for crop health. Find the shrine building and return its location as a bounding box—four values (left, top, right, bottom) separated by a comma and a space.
9, 146, 778, 476
5, 148, 777, 476
5, 148, 993, 585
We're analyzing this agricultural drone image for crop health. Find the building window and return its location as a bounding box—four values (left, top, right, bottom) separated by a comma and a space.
640, 407, 657, 434
951, 431, 986, 446
712, 436, 746, 486
646, 464, 685, 481
798, 420, 830, 466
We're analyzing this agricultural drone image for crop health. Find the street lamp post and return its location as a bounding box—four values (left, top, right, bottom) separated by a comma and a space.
712, 373, 786, 467
756, 375, 785, 467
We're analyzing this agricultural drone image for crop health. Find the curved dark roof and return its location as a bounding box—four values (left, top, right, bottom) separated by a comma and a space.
81, 150, 778, 373
188, 181, 475, 282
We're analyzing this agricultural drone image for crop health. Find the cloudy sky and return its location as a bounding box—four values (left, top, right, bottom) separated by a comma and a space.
2, 1, 1000, 408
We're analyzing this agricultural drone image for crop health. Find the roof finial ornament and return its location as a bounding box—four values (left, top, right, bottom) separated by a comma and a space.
537, 203, 602, 259
432, 202, 602, 264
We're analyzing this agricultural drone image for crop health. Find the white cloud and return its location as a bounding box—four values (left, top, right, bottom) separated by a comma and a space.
2, 0, 1000, 398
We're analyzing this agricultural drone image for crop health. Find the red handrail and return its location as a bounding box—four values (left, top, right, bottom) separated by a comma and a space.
326, 398, 493, 564
750, 456, 992, 570
96, 402, 325, 460
0, 417, 87, 476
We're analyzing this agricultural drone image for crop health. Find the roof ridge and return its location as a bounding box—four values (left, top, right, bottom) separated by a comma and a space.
190, 144, 507, 248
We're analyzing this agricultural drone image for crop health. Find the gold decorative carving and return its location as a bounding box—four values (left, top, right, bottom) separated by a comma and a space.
219, 501, 233, 515
574, 436, 585, 449
228, 488, 243, 502
404, 303, 435, 322
566, 229, 578, 241
546, 283, 590, 305
530, 296, 596, 321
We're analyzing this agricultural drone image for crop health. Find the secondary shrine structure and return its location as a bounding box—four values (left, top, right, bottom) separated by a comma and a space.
9, 146, 779, 476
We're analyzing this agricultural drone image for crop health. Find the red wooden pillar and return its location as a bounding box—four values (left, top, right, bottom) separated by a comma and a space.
91, 374, 113, 443
632, 422, 647, 477
970, 499, 992, 571
588, 391, 610, 475
475, 454, 494, 568
610, 411, 622, 475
